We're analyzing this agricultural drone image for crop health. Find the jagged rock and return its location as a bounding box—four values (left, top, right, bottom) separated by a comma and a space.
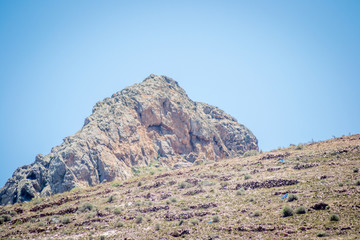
0, 74, 258, 205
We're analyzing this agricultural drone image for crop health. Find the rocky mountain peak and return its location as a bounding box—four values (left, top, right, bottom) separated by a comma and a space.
0, 75, 258, 205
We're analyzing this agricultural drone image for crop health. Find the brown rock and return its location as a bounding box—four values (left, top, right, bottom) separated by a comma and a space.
0, 74, 258, 205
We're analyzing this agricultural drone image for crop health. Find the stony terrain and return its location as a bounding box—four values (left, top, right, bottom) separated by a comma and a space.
0, 134, 359, 239
0, 74, 257, 205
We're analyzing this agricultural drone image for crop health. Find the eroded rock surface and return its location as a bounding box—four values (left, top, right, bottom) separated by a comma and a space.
0, 74, 258, 205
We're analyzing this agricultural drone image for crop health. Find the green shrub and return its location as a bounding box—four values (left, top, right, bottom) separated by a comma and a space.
137, 181, 142, 187
100, 236, 106, 240
61, 217, 71, 224
107, 195, 116, 203
236, 188, 245, 196
355, 180, 360, 186
178, 182, 192, 189
338, 182, 344, 187
287, 194, 298, 202
190, 219, 199, 225
220, 182, 228, 188
253, 210, 261, 217
155, 223, 160, 231
0, 215, 11, 222
330, 214, 340, 221
79, 203, 94, 212
0, 217, 4, 224
354, 168, 359, 173
243, 150, 259, 157
295, 144, 304, 150
9, 210, 17, 217
212, 215, 220, 222
170, 197, 177, 203
114, 208, 121, 215
114, 220, 124, 228
244, 174, 251, 180
295, 206, 307, 214
282, 206, 294, 217
317, 232, 326, 237
135, 215, 143, 224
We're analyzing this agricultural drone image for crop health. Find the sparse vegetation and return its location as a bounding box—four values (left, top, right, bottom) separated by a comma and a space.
354, 167, 359, 173
1, 134, 360, 239
212, 215, 220, 222
243, 150, 259, 157
236, 188, 245, 196
282, 206, 294, 217
287, 194, 298, 202
330, 214, 340, 221
135, 215, 143, 224
78, 203, 94, 212
295, 206, 307, 214
178, 181, 192, 189
61, 217, 71, 224
244, 174, 251, 180
107, 195, 116, 203
114, 220, 124, 228
155, 223, 160, 231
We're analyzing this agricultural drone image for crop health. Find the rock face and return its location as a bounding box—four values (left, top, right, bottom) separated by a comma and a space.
0, 74, 258, 205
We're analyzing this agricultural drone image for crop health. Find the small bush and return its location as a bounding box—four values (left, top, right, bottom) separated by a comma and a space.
114, 208, 121, 215
253, 210, 261, 217
137, 181, 142, 187
355, 180, 360, 186
236, 189, 245, 196
135, 215, 143, 224
1, 215, 11, 222
114, 220, 124, 228
212, 215, 220, 222
100, 236, 106, 240
220, 182, 228, 188
244, 174, 251, 180
282, 206, 294, 217
295, 144, 304, 150
330, 214, 340, 221
295, 206, 307, 214
85, 213, 95, 219
338, 182, 344, 187
287, 194, 298, 202
0, 217, 4, 224
9, 210, 17, 217
79, 203, 94, 212
354, 168, 359, 173
107, 195, 116, 203
190, 219, 199, 225
178, 181, 192, 189
243, 150, 259, 157
61, 217, 71, 224
38, 221, 45, 227
155, 223, 160, 231
170, 197, 177, 203
317, 232, 326, 237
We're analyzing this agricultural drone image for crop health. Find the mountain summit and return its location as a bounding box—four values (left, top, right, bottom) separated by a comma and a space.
0, 74, 258, 205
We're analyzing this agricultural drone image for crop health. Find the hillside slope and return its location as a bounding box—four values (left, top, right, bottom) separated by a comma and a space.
0, 134, 359, 239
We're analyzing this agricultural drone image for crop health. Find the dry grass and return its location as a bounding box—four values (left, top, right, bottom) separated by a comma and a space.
1, 134, 360, 239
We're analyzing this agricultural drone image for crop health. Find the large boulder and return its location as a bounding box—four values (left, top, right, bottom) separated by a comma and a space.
0, 74, 258, 205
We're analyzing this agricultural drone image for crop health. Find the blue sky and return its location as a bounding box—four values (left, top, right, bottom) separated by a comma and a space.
1, 0, 359, 187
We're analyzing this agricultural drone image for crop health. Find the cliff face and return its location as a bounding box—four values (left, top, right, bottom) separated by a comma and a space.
0, 74, 258, 205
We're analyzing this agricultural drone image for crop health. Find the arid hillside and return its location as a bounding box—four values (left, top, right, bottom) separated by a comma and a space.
0, 134, 359, 239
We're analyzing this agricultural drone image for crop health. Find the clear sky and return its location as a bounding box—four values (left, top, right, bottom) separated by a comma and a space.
1, 1, 359, 187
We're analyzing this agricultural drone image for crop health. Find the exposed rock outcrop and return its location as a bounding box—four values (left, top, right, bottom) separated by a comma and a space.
0, 74, 258, 205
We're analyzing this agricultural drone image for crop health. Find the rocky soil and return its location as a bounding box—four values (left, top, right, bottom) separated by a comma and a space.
0, 74, 258, 205
0, 134, 359, 239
